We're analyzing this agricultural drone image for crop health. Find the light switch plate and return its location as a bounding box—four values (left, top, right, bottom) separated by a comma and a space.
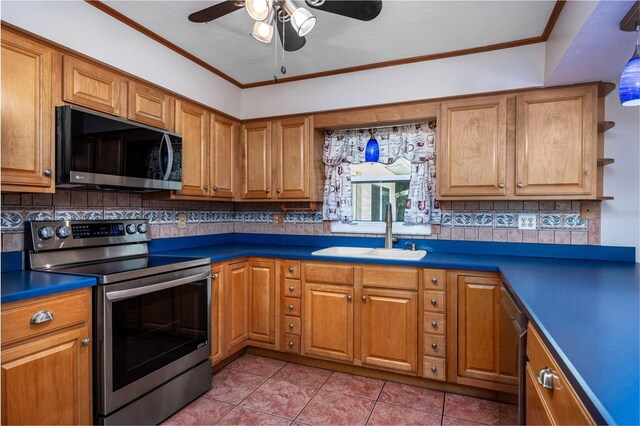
272, 213, 284, 227
178, 213, 187, 229
518, 213, 537, 230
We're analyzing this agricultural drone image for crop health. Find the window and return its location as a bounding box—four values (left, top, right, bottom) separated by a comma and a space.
331, 158, 431, 235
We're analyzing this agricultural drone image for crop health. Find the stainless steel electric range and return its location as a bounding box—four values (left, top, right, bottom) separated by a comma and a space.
26, 219, 211, 425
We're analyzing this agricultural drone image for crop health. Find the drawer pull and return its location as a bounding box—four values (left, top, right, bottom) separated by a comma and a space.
288, 305, 294, 310
347, 295, 352, 302
431, 366, 437, 373
81, 338, 91, 346
432, 342, 438, 350
289, 286, 295, 292
430, 299, 437, 306
537, 367, 554, 390
30, 310, 54, 324
431, 321, 438, 328
288, 267, 294, 273
289, 323, 294, 329
431, 277, 438, 284
288, 341, 294, 348
362, 296, 367, 302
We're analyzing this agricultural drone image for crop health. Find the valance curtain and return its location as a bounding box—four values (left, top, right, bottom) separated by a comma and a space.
322, 122, 441, 225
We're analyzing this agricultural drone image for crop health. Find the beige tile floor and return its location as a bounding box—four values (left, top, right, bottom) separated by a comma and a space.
162, 354, 518, 425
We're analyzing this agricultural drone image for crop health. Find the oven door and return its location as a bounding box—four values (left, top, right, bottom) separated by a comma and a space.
96, 265, 211, 416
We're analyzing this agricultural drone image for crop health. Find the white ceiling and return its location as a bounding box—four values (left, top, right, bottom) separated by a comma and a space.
103, 0, 557, 85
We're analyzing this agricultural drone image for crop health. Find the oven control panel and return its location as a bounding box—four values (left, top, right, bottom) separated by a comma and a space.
27, 219, 150, 252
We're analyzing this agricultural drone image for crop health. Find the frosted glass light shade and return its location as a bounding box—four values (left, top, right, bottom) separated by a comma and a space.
251, 20, 274, 43
246, 0, 272, 21
619, 47, 640, 106
290, 7, 316, 36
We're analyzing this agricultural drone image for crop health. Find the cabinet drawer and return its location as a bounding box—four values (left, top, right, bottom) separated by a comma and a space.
283, 260, 301, 279
423, 334, 446, 358
424, 312, 445, 335
283, 279, 301, 298
526, 363, 554, 426
424, 269, 446, 291
424, 291, 445, 313
527, 324, 595, 425
361, 267, 418, 290
304, 263, 353, 285
284, 316, 301, 335
2, 289, 89, 346
284, 333, 301, 354
284, 298, 301, 316
423, 356, 446, 381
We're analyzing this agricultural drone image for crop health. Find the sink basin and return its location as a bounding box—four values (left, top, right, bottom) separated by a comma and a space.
312, 246, 427, 261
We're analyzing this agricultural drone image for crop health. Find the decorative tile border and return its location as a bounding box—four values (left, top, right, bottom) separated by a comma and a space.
439, 210, 588, 231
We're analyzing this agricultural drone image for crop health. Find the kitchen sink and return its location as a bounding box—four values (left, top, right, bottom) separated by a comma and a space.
311, 246, 427, 261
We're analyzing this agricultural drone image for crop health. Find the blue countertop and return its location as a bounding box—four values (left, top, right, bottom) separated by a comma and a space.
2, 234, 637, 424
1, 270, 96, 304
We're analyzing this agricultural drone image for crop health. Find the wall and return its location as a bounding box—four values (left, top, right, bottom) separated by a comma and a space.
241, 43, 546, 119
1, 0, 242, 118
1, 194, 597, 252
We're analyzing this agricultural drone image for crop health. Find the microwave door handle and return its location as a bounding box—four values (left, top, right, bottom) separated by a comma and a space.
160, 133, 174, 181
106, 271, 210, 302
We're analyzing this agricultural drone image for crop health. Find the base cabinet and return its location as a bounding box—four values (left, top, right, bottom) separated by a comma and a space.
361, 287, 417, 373
248, 261, 276, 344
1, 288, 92, 425
224, 262, 250, 354
210, 265, 224, 364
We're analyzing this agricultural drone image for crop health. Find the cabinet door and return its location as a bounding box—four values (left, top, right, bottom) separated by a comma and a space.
210, 115, 236, 198
225, 262, 249, 352
1, 30, 53, 191
176, 100, 209, 197
1, 326, 91, 425
438, 96, 507, 197
303, 283, 353, 362
274, 117, 310, 199
242, 121, 272, 199
516, 87, 596, 196
128, 81, 174, 130
63, 55, 122, 115
248, 261, 275, 343
361, 288, 418, 373
457, 275, 503, 383
211, 265, 224, 364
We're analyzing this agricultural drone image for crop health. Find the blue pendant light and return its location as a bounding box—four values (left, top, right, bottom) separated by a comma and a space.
619, 22, 640, 106
365, 130, 379, 162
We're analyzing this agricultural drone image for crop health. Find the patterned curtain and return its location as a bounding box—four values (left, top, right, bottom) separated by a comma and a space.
322, 122, 441, 224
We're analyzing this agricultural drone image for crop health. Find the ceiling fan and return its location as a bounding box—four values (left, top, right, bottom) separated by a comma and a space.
188, 0, 383, 52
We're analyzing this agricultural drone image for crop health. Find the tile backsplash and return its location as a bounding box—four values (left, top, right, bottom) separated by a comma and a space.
0, 190, 600, 252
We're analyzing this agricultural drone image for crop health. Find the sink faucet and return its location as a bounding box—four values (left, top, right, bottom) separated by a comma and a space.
384, 202, 397, 249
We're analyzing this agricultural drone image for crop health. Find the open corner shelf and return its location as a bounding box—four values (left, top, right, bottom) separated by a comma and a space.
597, 158, 615, 166
596, 196, 614, 201
598, 121, 615, 133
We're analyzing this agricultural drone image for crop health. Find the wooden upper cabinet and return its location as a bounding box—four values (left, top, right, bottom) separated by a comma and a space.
361, 287, 418, 373
274, 117, 311, 199
248, 261, 276, 343
1, 29, 54, 192
242, 121, 273, 199
175, 100, 208, 197
516, 87, 596, 196
438, 96, 508, 197
303, 283, 354, 362
127, 81, 174, 130
63, 55, 122, 116
210, 115, 237, 198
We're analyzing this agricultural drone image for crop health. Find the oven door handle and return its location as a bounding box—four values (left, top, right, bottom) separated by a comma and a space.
105, 271, 210, 302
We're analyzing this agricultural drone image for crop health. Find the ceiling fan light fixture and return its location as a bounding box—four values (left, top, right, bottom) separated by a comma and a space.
246, 0, 272, 21
251, 20, 274, 43
283, 0, 316, 36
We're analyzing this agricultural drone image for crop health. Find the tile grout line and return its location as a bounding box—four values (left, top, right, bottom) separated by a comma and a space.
291, 369, 336, 424
363, 379, 387, 425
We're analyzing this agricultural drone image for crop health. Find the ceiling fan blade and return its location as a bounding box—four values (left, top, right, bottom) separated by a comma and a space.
188, 1, 243, 23
276, 18, 306, 52
305, 0, 382, 21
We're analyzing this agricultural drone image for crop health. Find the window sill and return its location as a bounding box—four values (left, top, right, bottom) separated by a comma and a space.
330, 221, 431, 235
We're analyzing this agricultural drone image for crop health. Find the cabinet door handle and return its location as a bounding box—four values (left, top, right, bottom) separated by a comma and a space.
537, 367, 554, 390
289, 323, 294, 329
431, 366, 438, 373
517, 183, 525, 189
431, 321, 438, 328
289, 286, 294, 292
265, 189, 270, 193
288, 305, 294, 310
43, 169, 53, 177
347, 295, 352, 302
204, 185, 208, 190
30, 310, 54, 324
81, 338, 91, 346
430, 299, 437, 306
213, 186, 218, 191
276, 188, 282, 194
431, 277, 438, 284
288, 267, 294, 273
288, 341, 294, 348
498, 182, 505, 188
212, 274, 217, 281
432, 342, 438, 350
361, 296, 367, 302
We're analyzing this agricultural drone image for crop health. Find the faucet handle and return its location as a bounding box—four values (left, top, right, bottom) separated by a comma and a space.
404, 242, 416, 251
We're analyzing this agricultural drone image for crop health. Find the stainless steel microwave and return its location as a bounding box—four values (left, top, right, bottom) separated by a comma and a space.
56, 106, 182, 191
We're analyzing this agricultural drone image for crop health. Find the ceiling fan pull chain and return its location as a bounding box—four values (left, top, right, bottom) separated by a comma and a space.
274, 21, 278, 83
281, 16, 286, 76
